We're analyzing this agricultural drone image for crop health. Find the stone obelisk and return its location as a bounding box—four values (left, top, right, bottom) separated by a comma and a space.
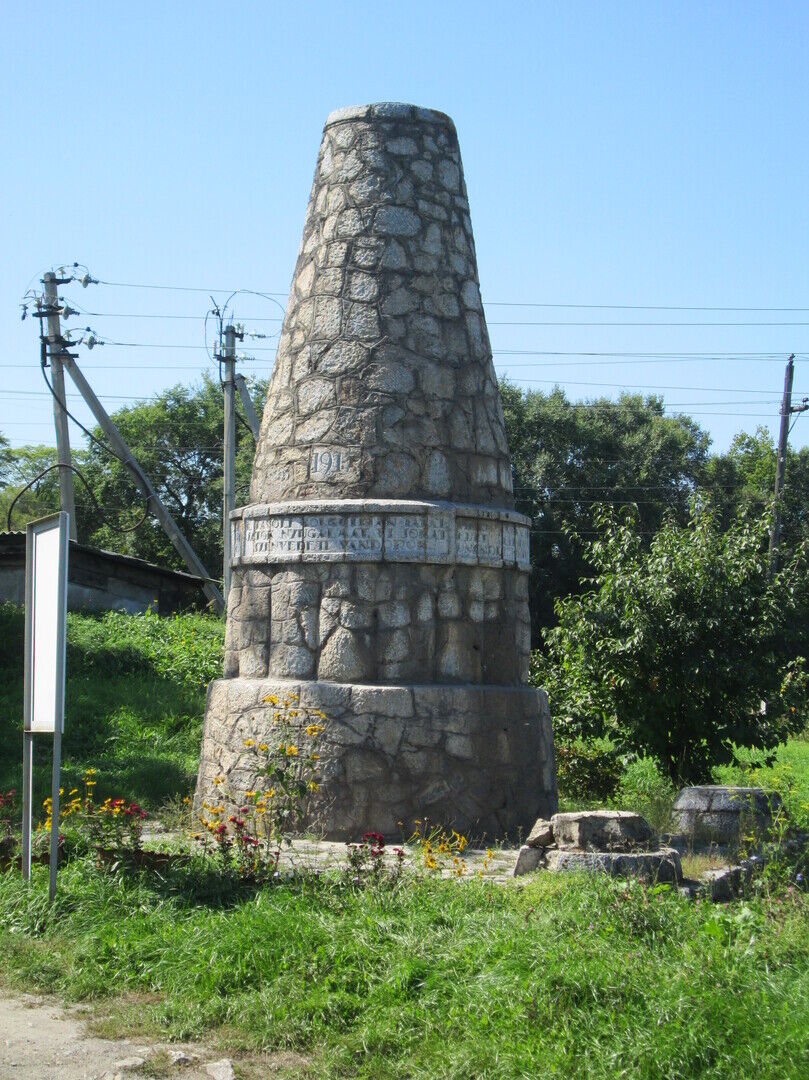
196, 103, 557, 839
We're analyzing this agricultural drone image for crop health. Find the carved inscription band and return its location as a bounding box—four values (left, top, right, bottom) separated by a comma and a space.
231, 501, 531, 571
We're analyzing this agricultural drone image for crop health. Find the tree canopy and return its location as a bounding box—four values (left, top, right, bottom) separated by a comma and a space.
500, 383, 710, 637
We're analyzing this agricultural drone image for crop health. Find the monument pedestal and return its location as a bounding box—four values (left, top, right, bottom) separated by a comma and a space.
198, 678, 555, 840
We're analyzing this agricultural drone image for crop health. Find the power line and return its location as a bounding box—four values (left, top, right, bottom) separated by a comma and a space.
93, 278, 809, 313
486, 301, 809, 312
488, 319, 809, 327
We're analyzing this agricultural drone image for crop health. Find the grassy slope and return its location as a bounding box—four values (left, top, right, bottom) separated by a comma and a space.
0, 603, 223, 810
1, 865, 808, 1079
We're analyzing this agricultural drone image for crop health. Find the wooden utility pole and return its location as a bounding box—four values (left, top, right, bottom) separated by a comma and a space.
59, 353, 225, 613
769, 354, 807, 576
42, 272, 77, 540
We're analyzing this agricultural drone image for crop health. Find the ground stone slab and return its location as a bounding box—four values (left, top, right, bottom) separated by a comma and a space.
546, 848, 682, 884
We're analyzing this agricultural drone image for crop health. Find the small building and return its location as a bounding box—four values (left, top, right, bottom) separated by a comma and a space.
0, 532, 206, 615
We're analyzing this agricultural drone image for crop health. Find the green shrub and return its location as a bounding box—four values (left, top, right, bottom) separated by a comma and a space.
535, 504, 809, 781
555, 737, 623, 804
713, 741, 809, 832
616, 755, 676, 833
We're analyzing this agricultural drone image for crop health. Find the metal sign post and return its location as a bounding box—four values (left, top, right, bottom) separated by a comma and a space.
21, 512, 69, 903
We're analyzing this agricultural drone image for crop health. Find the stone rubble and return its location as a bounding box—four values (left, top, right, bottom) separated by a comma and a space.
514, 811, 682, 884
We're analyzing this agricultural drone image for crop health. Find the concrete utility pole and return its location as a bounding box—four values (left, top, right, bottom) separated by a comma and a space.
221, 324, 244, 602
42, 272, 77, 540
769, 354, 807, 576
59, 353, 225, 613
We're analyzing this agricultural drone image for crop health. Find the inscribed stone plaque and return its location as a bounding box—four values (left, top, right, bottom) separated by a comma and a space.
346, 515, 383, 560
384, 514, 426, 561
456, 519, 478, 564
426, 510, 454, 562
478, 521, 502, 566
310, 446, 350, 481
304, 515, 346, 558
243, 518, 271, 557
516, 525, 530, 570
231, 520, 243, 561
502, 523, 515, 566
269, 516, 303, 559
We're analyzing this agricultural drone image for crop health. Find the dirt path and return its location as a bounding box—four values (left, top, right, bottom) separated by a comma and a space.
0, 993, 236, 1079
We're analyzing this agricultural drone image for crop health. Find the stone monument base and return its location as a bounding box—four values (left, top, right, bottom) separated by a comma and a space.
196, 678, 556, 840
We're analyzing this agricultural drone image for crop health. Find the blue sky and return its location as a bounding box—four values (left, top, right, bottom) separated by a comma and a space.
3, 1, 808, 454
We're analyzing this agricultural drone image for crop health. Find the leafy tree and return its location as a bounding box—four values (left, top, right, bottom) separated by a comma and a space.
0, 442, 67, 531
535, 502, 809, 782
500, 383, 710, 639
76, 375, 266, 580
706, 426, 809, 556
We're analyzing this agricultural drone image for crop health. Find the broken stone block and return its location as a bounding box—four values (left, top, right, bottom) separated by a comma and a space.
526, 817, 554, 849
513, 844, 545, 876
551, 811, 656, 852
670, 786, 780, 849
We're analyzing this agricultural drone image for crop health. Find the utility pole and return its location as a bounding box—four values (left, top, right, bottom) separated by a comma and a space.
221, 324, 244, 603
59, 353, 225, 613
42, 272, 77, 540
769, 354, 807, 576
234, 373, 261, 438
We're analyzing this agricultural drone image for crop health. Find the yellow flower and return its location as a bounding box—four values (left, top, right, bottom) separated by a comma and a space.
307, 781, 319, 792
245, 790, 256, 798
258, 744, 269, 752
69, 788, 78, 796
213, 777, 224, 786
264, 789, 275, 799
305, 724, 325, 737
256, 807, 266, 815
243, 739, 255, 748
263, 695, 279, 705
285, 745, 299, 757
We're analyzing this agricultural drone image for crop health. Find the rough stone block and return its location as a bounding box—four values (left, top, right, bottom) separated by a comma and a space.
551, 811, 656, 853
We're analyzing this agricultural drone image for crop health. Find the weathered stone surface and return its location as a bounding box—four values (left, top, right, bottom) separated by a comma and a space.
197, 103, 557, 838
552, 811, 656, 852
545, 848, 682, 884
196, 679, 555, 840
670, 786, 780, 848
526, 817, 554, 849
513, 844, 544, 876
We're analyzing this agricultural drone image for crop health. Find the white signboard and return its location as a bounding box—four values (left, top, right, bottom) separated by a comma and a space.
25, 513, 69, 733
21, 512, 69, 901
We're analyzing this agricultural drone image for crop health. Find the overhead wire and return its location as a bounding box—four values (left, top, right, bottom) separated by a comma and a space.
5, 462, 150, 534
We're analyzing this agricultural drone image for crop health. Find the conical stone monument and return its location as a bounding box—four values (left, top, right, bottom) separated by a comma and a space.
196, 103, 557, 838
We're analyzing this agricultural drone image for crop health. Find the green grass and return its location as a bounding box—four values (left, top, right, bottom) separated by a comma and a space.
1, 862, 808, 1079
0, 603, 223, 811
1, 604, 809, 1076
